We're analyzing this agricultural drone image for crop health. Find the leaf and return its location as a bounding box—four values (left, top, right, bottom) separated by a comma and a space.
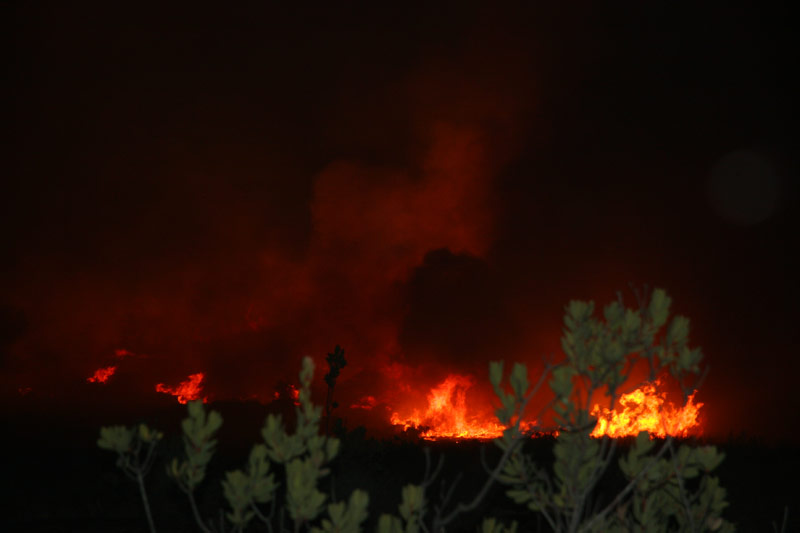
509, 363, 529, 399
376, 514, 403, 533
604, 300, 624, 328
695, 446, 725, 472
482, 517, 518, 533
300, 356, 315, 388
325, 436, 340, 461
489, 361, 504, 389
98, 425, 133, 453
633, 430, 655, 456
222, 469, 255, 527
549, 366, 575, 398
398, 484, 424, 523
648, 288, 671, 329
506, 489, 531, 505
666, 315, 690, 347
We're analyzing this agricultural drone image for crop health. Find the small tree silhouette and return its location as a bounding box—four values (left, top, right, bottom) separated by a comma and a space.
324, 345, 347, 436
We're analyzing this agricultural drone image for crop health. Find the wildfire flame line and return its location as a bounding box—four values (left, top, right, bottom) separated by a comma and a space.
391, 374, 702, 441
391, 374, 507, 440
590, 380, 703, 438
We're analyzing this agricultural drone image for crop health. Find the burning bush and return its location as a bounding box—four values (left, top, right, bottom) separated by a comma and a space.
98, 288, 733, 532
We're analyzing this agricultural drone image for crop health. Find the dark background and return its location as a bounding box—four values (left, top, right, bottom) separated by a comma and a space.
4, 2, 798, 443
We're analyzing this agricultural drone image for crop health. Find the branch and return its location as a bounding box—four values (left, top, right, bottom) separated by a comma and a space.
185, 487, 214, 533
431, 430, 525, 531
250, 498, 274, 533
430, 360, 553, 532
578, 436, 673, 533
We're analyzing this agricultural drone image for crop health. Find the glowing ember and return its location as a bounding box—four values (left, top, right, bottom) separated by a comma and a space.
87, 365, 117, 384
272, 384, 300, 405
114, 348, 135, 358
155, 373, 207, 404
350, 395, 377, 410
590, 381, 703, 438
391, 374, 506, 439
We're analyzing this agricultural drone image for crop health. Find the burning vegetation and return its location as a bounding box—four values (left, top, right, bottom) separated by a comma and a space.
390, 373, 702, 441
95, 284, 735, 533
391, 374, 507, 440
155, 373, 207, 404
73, 287, 706, 443
590, 380, 702, 438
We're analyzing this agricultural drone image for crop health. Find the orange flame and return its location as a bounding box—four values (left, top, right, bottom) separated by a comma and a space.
87, 365, 117, 384
272, 384, 300, 406
590, 381, 703, 438
155, 373, 207, 404
391, 374, 506, 439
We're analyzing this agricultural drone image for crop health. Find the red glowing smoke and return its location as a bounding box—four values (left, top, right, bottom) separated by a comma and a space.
87, 366, 117, 384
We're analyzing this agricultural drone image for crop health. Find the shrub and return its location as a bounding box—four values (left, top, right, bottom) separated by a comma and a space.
99, 288, 733, 532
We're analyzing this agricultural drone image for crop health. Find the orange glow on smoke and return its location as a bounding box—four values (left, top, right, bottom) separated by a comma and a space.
391, 374, 506, 439
155, 373, 207, 404
351, 395, 377, 410
87, 365, 117, 384
590, 381, 703, 438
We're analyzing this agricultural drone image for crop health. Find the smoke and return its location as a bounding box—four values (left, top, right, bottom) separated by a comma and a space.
1, 36, 538, 431
9, 4, 793, 442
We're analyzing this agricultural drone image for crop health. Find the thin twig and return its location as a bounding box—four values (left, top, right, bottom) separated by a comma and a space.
421, 447, 445, 489
250, 498, 274, 533
431, 361, 551, 533
578, 436, 673, 533
186, 489, 213, 533
667, 439, 695, 532
136, 469, 157, 533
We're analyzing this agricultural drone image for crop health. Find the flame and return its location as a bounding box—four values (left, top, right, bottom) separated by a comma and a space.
87, 365, 117, 384
155, 373, 207, 404
590, 381, 703, 438
391, 374, 507, 439
273, 384, 300, 406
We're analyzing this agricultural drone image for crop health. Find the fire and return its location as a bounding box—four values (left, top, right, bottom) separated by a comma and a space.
87, 365, 117, 384
272, 383, 300, 406
391, 374, 506, 439
155, 373, 207, 404
590, 381, 703, 438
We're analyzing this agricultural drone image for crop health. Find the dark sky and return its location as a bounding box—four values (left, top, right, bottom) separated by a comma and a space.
4, 2, 798, 441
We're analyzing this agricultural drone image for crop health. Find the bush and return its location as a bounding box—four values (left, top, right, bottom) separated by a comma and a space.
99, 287, 733, 532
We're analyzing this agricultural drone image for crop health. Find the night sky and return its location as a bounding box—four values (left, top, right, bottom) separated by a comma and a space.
4, 2, 798, 442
